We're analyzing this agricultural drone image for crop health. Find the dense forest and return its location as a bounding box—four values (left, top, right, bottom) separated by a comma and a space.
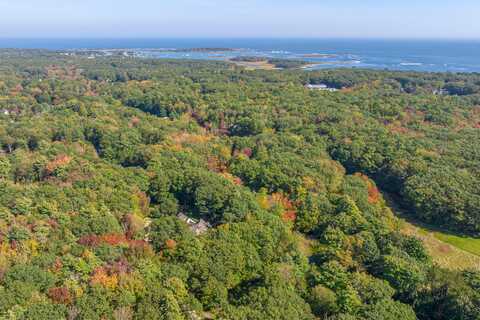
0, 49, 480, 319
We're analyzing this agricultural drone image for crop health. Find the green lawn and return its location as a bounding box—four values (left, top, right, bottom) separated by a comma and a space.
400, 219, 480, 271
434, 232, 480, 257
384, 192, 480, 267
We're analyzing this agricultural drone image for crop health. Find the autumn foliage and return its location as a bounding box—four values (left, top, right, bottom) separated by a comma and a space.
355, 173, 381, 204
45, 154, 72, 174
48, 287, 73, 304
270, 192, 297, 222
165, 239, 177, 249
78, 233, 148, 249
90, 267, 119, 289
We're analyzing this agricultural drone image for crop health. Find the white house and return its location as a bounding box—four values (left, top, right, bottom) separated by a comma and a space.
305, 83, 339, 92
177, 213, 211, 235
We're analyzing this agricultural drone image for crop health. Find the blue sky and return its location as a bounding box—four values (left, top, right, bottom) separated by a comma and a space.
0, 0, 478, 39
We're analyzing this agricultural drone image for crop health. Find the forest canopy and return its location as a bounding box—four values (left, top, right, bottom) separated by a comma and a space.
0, 49, 479, 319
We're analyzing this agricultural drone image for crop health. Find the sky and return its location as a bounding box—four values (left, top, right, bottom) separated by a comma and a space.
0, 0, 479, 39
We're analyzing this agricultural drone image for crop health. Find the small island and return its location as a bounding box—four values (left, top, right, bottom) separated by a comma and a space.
229, 56, 312, 70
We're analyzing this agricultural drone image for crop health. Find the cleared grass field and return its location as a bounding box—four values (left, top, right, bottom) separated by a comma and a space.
400, 219, 480, 271
383, 192, 480, 271
228, 59, 277, 70
433, 232, 480, 257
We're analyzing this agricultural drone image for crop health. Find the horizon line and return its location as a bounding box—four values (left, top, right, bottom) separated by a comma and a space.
1, 36, 480, 41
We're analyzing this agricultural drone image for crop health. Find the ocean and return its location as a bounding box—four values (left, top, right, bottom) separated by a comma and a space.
1, 38, 480, 73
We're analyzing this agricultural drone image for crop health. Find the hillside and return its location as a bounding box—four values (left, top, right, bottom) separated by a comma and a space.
0, 50, 479, 319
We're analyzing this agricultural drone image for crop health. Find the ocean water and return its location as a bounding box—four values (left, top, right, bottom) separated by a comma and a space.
1, 38, 480, 73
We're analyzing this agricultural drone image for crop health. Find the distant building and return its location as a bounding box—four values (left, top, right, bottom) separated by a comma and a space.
177, 213, 211, 235
433, 88, 448, 95
305, 83, 339, 91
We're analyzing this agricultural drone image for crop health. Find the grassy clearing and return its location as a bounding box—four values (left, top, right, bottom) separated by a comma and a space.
433, 232, 480, 257
228, 59, 277, 70
400, 219, 480, 271
383, 192, 480, 271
